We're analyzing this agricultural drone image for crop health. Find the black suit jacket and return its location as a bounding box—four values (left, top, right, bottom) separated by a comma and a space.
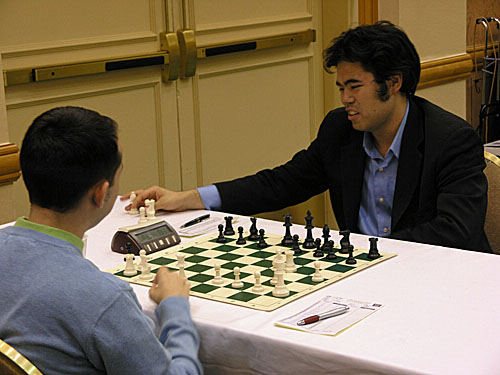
216, 96, 491, 252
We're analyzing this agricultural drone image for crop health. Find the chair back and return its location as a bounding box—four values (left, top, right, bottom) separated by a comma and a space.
484, 151, 500, 254
0, 339, 42, 375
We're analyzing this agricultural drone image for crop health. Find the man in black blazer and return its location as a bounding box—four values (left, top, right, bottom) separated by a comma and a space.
125, 21, 490, 253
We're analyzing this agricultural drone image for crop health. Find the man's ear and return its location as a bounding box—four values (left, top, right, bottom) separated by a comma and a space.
389, 74, 403, 93
92, 180, 110, 208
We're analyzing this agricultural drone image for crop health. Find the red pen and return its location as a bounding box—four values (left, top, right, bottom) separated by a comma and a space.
297, 305, 349, 326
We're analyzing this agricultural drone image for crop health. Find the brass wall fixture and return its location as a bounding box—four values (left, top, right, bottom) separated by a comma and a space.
3, 29, 316, 86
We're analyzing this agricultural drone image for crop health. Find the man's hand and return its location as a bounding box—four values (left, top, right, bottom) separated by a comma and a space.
149, 266, 190, 304
121, 186, 205, 212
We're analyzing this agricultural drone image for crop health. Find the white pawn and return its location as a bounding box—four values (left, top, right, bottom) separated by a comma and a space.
178, 264, 186, 279
272, 258, 289, 297
284, 250, 297, 273
138, 207, 147, 223
138, 249, 154, 281
232, 266, 244, 288
123, 253, 137, 276
272, 249, 282, 272
176, 253, 186, 268
311, 260, 324, 282
212, 263, 224, 285
251, 271, 264, 293
128, 191, 139, 215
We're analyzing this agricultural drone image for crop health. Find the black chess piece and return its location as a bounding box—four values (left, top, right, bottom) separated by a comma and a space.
216, 224, 227, 243
236, 226, 247, 245
257, 228, 268, 248
126, 242, 132, 254
346, 244, 357, 264
339, 229, 351, 254
224, 216, 235, 235
302, 211, 315, 249
281, 214, 294, 246
292, 234, 302, 255
313, 238, 324, 257
325, 240, 337, 260
248, 217, 259, 240
368, 237, 381, 259
321, 224, 331, 250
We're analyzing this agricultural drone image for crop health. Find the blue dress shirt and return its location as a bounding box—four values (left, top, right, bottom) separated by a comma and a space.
358, 101, 409, 237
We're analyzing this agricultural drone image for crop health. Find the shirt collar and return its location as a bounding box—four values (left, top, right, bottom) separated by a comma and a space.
14, 217, 84, 251
363, 100, 410, 160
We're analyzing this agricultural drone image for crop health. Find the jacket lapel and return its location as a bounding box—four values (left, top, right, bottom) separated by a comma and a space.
340, 130, 365, 230
392, 99, 424, 229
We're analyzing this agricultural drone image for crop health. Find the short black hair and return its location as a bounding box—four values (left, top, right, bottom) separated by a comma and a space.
20, 106, 122, 213
324, 20, 421, 98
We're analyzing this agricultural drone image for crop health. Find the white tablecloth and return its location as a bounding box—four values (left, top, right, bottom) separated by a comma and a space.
84, 199, 500, 375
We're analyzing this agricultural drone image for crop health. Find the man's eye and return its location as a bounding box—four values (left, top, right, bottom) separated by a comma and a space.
350, 85, 361, 90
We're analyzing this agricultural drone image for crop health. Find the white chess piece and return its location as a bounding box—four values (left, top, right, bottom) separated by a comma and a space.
129, 191, 139, 215
178, 264, 186, 279
138, 249, 154, 281
146, 199, 156, 220
284, 250, 297, 273
272, 258, 289, 297
212, 263, 224, 285
251, 271, 264, 292
138, 207, 147, 223
123, 254, 137, 276
176, 253, 186, 268
311, 260, 324, 282
232, 266, 244, 288
272, 249, 282, 272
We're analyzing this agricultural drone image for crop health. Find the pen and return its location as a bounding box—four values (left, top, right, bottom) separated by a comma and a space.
180, 214, 211, 228
297, 305, 349, 326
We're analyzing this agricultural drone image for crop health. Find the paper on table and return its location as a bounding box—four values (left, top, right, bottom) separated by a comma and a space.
275, 295, 383, 336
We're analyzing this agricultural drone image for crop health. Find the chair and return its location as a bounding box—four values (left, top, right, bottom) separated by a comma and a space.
484, 151, 500, 254
0, 339, 42, 375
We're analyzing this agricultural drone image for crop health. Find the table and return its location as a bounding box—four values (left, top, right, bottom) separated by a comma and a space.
85, 199, 500, 375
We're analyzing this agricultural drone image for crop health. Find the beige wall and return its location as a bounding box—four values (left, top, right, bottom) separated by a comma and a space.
380, 0, 468, 118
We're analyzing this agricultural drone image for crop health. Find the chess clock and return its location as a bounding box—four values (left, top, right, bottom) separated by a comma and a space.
111, 219, 181, 255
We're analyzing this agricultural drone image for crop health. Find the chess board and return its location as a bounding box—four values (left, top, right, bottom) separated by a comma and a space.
107, 232, 396, 311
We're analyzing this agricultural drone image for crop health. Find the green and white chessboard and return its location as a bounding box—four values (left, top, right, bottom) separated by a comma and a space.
107, 232, 396, 311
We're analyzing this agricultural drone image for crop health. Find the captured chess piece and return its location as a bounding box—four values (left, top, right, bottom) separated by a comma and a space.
346, 244, 357, 264
281, 214, 294, 246
216, 224, 227, 243
339, 229, 351, 254
313, 238, 324, 257
236, 226, 246, 245
248, 217, 259, 240
224, 216, 235, 236
257, 228, 268, 248
146, 199, 156, 220
292, 234, 302, 255
138, 207, 147, 223
368, 237, 381, 259
302, 210, 316, 249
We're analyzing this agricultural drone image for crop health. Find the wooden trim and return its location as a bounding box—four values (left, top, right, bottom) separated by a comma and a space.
419, 54, 473, 89
0, 143, 21, 186
358, 0, 378, 25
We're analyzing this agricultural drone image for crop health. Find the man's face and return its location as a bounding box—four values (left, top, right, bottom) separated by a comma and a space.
336, 61, 398, 136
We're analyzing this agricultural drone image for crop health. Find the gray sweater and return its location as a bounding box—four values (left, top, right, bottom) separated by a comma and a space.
0, 223, 202, 374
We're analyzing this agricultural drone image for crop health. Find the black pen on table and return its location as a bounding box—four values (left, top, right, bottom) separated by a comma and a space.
297, 305, 349, 326
180, 214, 211, 228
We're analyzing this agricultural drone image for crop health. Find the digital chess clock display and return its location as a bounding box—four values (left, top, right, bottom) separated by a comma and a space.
111, 219, 180, 255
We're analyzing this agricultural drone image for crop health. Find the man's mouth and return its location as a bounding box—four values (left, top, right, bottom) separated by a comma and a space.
346, 109, 359, 119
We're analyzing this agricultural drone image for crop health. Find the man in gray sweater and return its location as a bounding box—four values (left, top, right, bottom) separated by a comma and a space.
0, 107, 202, 374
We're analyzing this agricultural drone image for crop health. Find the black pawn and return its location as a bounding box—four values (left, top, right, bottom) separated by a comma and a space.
292, 234, 302, 255
302, 211, 315, 249
248, 217, 259, 240
345, 244, 357, 264
126, 242, 132, 254
281, 214, 294, 246
216, 224, 227, 243
368, 237, 381, 259
321, 224, 331, 251
257, 229, 268, 248
224, 216, 235, 235
313, 238, 324, 257
325, 240, 337, 260
236, 226, 246, 245
339, 229, 351, 254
